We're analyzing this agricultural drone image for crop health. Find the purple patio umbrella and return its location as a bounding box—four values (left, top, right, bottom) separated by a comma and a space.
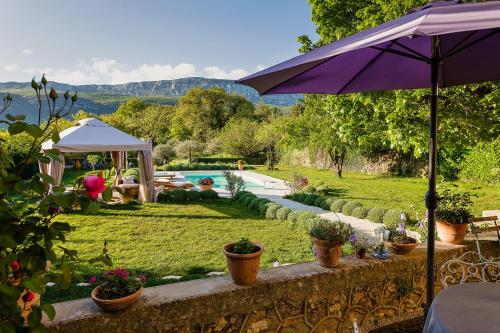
237, 0, 500, 313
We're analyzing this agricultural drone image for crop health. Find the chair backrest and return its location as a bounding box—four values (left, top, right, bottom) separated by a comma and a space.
439, 251, 500, 288
468, 216, 500, 259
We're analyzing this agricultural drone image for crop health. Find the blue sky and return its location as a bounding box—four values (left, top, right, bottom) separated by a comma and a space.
0, 0, 317, 84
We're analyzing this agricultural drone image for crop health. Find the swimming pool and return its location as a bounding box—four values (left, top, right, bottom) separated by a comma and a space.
180, 171, 264, 190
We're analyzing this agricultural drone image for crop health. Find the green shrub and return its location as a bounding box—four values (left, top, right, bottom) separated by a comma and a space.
286, 211, 300, 225
351, 206, 370, 219
459, 139, 500, 184
238, 192, 256, 204
242, 195, 256, 207
169, 189, 189, 203
366, 208, 387, 223
330, 199, 348, 213
303, 194, 320, 206
295, 193, 307, 203
316, 184, 332, 195
276, 207, 292, 221
295, 211, 318, 228
265, 203, 282, 220
199, 189, 219, 200
234, 190, 252, 201
341, 201, 362, 216
258, 199, 272, 215
383, 209, 407, 228
248, 197, 261, 210
157, 190, 172, 203
314, 196, 327, 209
186, 190, 201, 202
323, 197, 337, 210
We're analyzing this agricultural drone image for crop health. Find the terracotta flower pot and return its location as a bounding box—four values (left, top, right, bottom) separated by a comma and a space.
91, 286, 143, 312
356, 249, 366, 259
200, 184, 213, 191
238, 164, 244, 170
386, 238, 417, 255
436, 220, 468, 244
223, 243, 263, 286
17, 290, 40, 324
312, 237, 342, 268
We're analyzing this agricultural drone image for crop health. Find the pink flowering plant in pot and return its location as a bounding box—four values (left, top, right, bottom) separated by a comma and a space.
386, 223, 417, 255
0, 76, 112, 331
91, 268, 146, 311
349, 233, 374, 259
198, 177, 215, 190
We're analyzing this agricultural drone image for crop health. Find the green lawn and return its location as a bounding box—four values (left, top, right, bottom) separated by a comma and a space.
45, 200, 314, 303
254, 165, 499, 219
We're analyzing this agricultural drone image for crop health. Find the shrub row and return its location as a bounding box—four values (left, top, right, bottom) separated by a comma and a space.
155, 163, 254, 171
234, 191, 319, 228
284, 192, 409, 227
192, 156, 267, 165
157, 189, 219, 203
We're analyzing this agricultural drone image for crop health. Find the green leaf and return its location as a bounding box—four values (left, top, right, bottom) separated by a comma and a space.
102, 187, 112, 202
51, 130, 60, 144
53, 193, 72, 208
0, 233, 17, 249
45, 149, 61, 161
5, 114, 26, 121
26, 124, 43, 138
27, 307, 42, 328
40, 303, 55, 321
8, 122, 27, 135
23, 278, 44, 294
36, 173, 55, 185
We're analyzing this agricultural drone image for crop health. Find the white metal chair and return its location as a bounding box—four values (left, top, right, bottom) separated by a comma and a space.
439, 251, 500, 288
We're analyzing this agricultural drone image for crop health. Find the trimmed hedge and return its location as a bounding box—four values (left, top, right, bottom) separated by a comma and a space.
314, 196, 327, 209
257, 199, 272, 215
156, 163, 254, 171
303, 193, 320, 206
295, 211, 318, 227
366, 208, 387, 223
383, 209, 407, 228
341, 201, 362, 216
242, 195, 256, 206
157, 189, 218, 203
276, 207, 292, 221
248, 197, 261, 210
330, 199, 348, 213
265, 203, 282, 220
323, 197, 337, 210
233, 190, 252, 201
351, 206, 370, 219
192, 156, 266, 165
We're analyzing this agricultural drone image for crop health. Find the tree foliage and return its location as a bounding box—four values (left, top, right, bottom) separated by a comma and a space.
218, 118, 262, 157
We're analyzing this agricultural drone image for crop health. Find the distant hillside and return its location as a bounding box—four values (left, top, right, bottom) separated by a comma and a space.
0, 77, 301, 123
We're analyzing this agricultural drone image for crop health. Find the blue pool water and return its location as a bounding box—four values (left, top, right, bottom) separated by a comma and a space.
180, 171, 264, 190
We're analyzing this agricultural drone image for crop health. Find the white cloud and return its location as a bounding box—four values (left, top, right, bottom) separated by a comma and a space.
4, 64, 19, 72
22, 49, 33, 55
203, 66, 248, 80
255, 64, 267, 71
7, 58, 254, 84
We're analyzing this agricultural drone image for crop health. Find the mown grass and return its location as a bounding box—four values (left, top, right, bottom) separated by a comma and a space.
45, 200, 314, 303
255, 165, 499, 218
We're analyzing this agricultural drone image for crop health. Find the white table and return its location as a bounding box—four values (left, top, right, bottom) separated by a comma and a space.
424, 283, 500, 333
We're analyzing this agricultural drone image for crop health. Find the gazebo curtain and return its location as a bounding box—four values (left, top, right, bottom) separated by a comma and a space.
39, 152, 65, 190
111, 151, 124, 185
138, 148, 155, 203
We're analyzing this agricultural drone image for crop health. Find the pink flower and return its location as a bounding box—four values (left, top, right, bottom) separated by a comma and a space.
106, 268, 129, 280
10, 260, 20, 272
22, 291, 35, 303
138, 273, 147, 283
83, 175, 106, 200
88, 276, 97, 284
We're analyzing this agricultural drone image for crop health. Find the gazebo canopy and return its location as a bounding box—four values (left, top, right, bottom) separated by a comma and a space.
42, 118, 149, 153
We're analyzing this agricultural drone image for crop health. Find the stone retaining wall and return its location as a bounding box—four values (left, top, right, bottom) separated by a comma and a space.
45, 243, 465, 333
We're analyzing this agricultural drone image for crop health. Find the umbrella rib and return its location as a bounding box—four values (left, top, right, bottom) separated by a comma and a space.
393, 41, 430, 62
442, 31, 477, 58
259, 57, 336, 95
370, 45, 429, 63
338, 41, 397, 94
444, 29, 499, 60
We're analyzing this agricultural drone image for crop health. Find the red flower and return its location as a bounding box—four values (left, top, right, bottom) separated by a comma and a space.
10, 260, 20, 272
83, 175, 106, 200
106, 268, 129, 280
88, 276, 97, 284
22, 291, 35, 303
137, 273, 147, 283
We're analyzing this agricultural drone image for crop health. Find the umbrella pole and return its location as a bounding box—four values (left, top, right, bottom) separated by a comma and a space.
425, 35, 440, 317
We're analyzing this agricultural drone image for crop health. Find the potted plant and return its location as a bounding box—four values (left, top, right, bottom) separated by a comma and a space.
349, 233, 373, 259
198, 177, 215, 190
309, 218, 353, 267
91, 268, 146, 312
386, 224, 417, 255
237, 160, 245, 170
223, 238, 263, 285
436, 189, 475, 244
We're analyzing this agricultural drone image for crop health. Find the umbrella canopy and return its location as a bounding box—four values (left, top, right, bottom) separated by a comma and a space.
41, 118, 149, 153
238, 0, 500, 94
237, 0, 500, 315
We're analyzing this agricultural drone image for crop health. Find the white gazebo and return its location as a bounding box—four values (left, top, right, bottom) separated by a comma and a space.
40, 118, 155, 202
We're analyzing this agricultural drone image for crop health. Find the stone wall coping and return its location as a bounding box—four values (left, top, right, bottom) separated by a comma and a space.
44, 242, 465, 329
